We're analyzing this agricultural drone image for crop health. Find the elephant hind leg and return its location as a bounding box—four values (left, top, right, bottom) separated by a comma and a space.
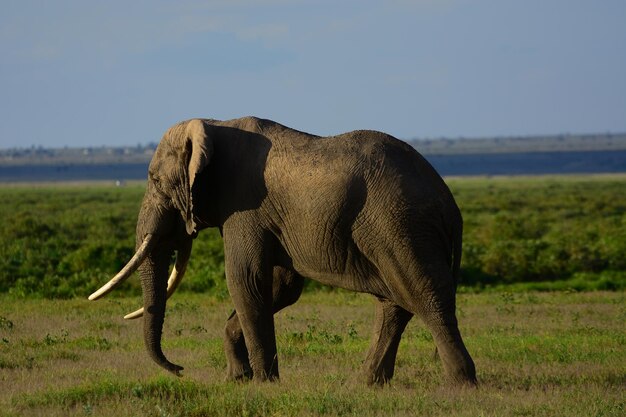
423, 313, 476, 385
383, 257, 476, 386
363, 297, 413, 385
412, 279, 477, 386
224, 267, 304, 381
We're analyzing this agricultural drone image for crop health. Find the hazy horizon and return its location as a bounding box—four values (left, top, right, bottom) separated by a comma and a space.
2, 131, 626, 152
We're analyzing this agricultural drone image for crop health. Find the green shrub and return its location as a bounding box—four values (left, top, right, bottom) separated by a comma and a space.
1, 176, 625, 298
450, 176, 626, 288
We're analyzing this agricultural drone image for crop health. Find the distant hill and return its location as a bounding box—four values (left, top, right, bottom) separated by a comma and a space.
0, 143, 158, 166
409, 133, 626, 155
1, 133, 626, 165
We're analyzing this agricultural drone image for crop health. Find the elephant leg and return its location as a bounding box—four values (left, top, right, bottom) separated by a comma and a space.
223, 309, 252, 380
381, 251, 476, 386
226, 274, 278, 381
415, 278, 476, 385
424, 316, 476, 385
363, 297, 413, 385
223, 227, 290, 382
224, 267, 304, 380
226, 279, 277, 381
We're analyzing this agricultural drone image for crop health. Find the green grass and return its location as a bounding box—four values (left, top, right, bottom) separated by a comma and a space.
0, 291, 624, 416
1, 175, 624, 415
1, 175, 625, 298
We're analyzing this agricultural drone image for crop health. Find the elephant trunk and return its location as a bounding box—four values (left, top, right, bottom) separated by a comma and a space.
139, 250, 184, 376
124, 238, 193, 320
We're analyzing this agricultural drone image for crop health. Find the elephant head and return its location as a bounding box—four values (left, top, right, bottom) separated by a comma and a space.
89, 119, 212, 376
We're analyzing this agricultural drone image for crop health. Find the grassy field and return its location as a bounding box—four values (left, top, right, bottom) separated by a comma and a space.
0, 176, 624, 415
1, 175, 625, 298
0, 291, 624, 416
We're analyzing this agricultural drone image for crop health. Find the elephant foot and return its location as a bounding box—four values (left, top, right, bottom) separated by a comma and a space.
251, 370, 279, 383
225, 364, 253, 382
365, 371, 392, 387
363, 362, 394, 386
445, 367, 478, 387
447, 375, 478, 388
440, 352, 477, 387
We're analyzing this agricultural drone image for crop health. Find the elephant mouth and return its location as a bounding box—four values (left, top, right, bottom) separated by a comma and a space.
88, 234, 192, 320
123, 238, 192, 319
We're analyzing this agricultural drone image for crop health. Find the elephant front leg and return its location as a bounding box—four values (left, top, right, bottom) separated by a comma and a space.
223, 231, 279, 381
224, 310, 252, 380
226, 277, 278, 381
224, 267, 304, 381
363, 298, 413, 385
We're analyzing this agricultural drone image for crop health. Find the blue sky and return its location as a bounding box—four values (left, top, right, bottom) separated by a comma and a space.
1, 0, 625, 148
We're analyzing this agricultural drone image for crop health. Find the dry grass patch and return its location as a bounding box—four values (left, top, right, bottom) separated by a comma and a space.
1, 291, 624, 416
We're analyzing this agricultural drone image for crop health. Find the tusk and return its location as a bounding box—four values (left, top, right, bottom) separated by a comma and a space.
123, 238, 192, 320
88, 234, 156, 301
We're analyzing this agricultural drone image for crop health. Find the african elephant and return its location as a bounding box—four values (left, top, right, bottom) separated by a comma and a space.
89, 116, 476, 386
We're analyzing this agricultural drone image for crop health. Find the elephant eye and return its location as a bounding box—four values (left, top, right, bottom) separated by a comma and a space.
150, 173, 163, 189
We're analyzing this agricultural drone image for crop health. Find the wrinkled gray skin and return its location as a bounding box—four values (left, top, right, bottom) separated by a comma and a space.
130, 117, 475, 385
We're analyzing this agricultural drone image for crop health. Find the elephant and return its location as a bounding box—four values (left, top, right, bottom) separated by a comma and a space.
89, 116, 476, 386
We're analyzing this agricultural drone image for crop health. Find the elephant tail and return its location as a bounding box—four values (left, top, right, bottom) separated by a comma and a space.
451, 212, 463, 290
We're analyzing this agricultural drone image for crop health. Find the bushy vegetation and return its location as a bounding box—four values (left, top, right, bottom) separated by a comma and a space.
0, 184, 227, 299
448, 176, 626, 290
0, 175, 624, 298
0, 186, 141, 298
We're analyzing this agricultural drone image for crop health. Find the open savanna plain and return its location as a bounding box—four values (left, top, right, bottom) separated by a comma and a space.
1, 175, 625, 416
1, 292, 624, 416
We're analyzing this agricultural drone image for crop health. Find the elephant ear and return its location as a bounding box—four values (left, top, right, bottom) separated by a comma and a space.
183, 119, 213, 235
